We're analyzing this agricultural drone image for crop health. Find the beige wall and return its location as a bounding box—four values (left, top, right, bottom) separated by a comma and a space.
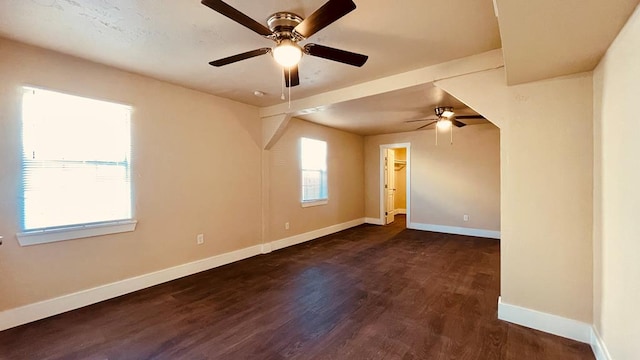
593, 5, 640, 358
267, 118, 364, 241
365, 124, 501, 231
0, 38, 263, 311
438, 69, 594, 323
394, 148, 407, 210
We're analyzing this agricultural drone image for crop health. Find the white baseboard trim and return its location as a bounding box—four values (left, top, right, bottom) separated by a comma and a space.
590, 327, 612, 360
395, 208, 407, 215
497, 296, 591, 343
261, 243, 272, 254
0, 218, 368, 332
408, 222, 500, 239
270, 218, 365, 251
0, 244, 263, 332
365, 217, 384, 225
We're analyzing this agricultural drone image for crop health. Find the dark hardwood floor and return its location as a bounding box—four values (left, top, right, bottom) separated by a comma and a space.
0, 216, 593, 359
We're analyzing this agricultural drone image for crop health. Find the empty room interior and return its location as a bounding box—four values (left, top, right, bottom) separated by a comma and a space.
0, 0, 639, 359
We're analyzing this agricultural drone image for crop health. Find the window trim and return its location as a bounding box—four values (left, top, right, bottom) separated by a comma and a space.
17, 86, 136, 245
300, 137, 328, 205
16, 220, 137, 246
301, 199, 328, 208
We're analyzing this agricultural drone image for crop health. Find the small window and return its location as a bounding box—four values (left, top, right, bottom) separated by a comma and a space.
300, 137, 327, 206
18, 87, 135, 245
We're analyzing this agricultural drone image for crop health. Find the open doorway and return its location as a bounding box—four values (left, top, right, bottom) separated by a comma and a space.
379, 143, 411, 226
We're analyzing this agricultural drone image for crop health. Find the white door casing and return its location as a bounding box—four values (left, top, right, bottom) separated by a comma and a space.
385, 149, 396, 224
379, 143, 411, 227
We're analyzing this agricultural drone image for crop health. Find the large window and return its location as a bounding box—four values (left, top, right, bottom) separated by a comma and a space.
18, 87, 135, 245
300, 137, 327, 206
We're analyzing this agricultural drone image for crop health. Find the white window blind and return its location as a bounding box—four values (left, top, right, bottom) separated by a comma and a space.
21, 87, 132, 231
300, 137, 327, 203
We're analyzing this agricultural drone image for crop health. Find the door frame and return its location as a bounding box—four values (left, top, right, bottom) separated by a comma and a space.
384, 148, 396, 224
379, 143, 411, 226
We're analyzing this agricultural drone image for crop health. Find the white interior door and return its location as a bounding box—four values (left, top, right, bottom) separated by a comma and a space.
385, 149, 396, 224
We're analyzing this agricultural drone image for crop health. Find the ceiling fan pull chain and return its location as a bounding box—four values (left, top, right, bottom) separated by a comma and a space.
450, 125, 453, 145
288, 68, 292, 109
281, 70, 285, 100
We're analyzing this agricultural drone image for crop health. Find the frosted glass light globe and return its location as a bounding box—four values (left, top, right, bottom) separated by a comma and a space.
437, 119, 452, 130
273, 40, 302, 68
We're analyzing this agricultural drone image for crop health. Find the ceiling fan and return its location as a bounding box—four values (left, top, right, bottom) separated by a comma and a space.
406, 106, 486, 131
202, 0, 369, 88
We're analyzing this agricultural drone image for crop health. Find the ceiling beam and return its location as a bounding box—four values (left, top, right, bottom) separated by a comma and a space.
259, 49, 505, 119
435, 68, 508, 129
262, 113, 291, 150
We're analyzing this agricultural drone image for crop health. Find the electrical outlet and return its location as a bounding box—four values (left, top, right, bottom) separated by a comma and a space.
285, 222, 290, 230
196, 233, 204, 245
463, 214, 469, 222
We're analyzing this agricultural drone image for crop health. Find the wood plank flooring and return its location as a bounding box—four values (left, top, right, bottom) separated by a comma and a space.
0, 216, 594, 359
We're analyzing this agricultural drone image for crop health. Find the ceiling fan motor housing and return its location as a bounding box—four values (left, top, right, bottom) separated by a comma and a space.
202, 0, 368, 87
268, 12, 304, 41
435, 106, 454, 118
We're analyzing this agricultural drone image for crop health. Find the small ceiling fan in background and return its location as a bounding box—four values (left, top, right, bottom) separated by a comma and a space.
201, 0, 368, 88
406, 106, 486, 131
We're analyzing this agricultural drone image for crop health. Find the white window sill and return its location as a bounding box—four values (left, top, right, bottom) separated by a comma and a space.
301, 199, 328, 208
16, 220, 137, 246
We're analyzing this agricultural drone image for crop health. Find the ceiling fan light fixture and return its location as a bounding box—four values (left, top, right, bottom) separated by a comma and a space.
441, 110, 455, 118
204, 1, 367, 87
437, 119, 452, 130
273, 39, 302, 68
435, 106, 455, 118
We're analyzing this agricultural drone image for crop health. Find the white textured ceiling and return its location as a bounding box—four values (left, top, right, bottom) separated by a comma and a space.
497, 0, 640, 85
298, 83, 488, 136
1, 0, 637, 136
0, 0, 501, 107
